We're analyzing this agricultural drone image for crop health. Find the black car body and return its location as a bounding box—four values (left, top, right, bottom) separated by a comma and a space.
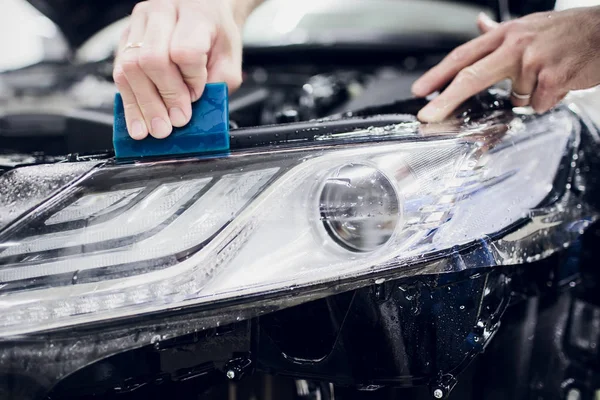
1, 1, 600, 399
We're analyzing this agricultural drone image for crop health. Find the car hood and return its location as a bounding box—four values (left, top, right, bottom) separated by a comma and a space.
27, 0, 555, 49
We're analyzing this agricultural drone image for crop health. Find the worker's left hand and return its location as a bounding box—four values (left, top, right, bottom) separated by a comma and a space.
112, 0, 256, 140
412, 7, 600, 123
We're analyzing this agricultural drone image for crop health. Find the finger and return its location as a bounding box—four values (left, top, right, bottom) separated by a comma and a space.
170, 12, 212, 102
411, 28, 505, 97
140, 2, 192, 127
121, 9, 172, 139
510, 80, 535, 107
114, 25, 130, 65
206, 31, 243, 92
509, 48, 539, 107
531, 71, 566, 114
207, 59, 243, 93
477, 12, 499, 34
531, 90, 567, 114
113, 8, 147, 140
510, 76, 537, 107
113, 67, 148, 140
417, 47, 515, 123
124, 64, 173, 139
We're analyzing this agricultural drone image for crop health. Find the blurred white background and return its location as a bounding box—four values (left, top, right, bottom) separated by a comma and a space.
0, 0, 69, 72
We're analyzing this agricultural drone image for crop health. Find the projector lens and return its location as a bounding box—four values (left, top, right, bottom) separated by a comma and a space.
319, 164, 401, 252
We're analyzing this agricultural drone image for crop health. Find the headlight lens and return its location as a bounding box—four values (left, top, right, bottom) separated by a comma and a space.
319, 164, 401, 252
0, 108, 593, 336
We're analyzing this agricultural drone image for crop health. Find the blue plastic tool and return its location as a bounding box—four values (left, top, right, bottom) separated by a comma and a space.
113, 82, 230, 159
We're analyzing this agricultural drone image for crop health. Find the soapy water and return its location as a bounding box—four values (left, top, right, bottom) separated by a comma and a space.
0, 161, 100, 231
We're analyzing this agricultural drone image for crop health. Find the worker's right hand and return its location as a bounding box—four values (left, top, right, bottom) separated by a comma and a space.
412, 6, 600, 123
113, 0, 250, 140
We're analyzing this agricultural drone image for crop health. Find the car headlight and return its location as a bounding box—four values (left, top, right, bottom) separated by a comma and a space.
0, 107, 595, 337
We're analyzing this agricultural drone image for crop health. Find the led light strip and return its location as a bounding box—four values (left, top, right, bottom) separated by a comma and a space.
0, 169, 279, 283
0, 179, 211, 257
44, 187, 144, 226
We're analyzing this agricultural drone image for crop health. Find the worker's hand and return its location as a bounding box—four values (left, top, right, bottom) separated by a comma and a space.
113, 0, 254, 140
412, 6, 600, 123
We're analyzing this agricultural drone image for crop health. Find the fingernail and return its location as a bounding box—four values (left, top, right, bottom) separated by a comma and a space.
417, 106, 442, 123
479, 12, 497, 27
130, 119, 147, 140
169, 107, 188, 127
412, 81, 425, 97
479, 12, 493, 22
151, 117, 172, 139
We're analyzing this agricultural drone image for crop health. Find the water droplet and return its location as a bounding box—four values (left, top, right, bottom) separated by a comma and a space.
150, 335, 161, 349
71, 270, 79, 285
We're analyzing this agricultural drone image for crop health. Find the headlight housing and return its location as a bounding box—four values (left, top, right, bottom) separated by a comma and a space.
0, 107, 595, 337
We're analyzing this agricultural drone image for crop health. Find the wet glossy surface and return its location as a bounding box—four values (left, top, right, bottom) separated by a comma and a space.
0, 97, 599, 399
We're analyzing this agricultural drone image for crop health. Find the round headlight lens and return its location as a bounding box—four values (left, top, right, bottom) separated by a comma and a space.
319, 164, 401, 252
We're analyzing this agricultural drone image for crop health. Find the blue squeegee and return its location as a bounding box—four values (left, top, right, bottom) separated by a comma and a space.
113, 82, 230, 159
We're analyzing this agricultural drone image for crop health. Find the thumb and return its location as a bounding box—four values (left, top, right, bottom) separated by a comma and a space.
477, 12, 499, 34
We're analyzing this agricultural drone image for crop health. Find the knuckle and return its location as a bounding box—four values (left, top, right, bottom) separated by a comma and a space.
502, 19, 525, 33
147, 0, 175, 15
499, 20, 517, 34
139, 51, 170, 72
123, 102, 141, 114
112, 66, 128, 85
131, 1, 149, 14
449, 45, 467, 62
536, 70, 558, 92
521, 49, 539, 74
120, 57, 141, 75
456, 66, 479, 85
136, 98, 160, 113
170, 47, 208, 66
505, 32, 534, 50
157, 88, 181, 101
120, 27, 130, 42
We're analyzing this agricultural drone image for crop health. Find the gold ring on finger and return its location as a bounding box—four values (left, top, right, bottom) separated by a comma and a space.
124, 42, 144, 51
